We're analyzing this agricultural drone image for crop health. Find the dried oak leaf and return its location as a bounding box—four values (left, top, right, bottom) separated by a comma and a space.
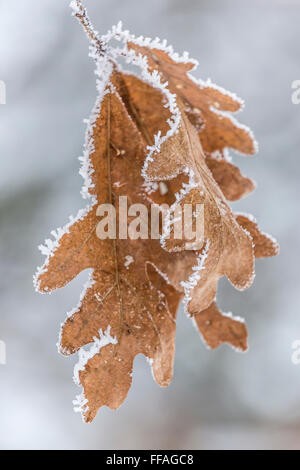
205, 155, 256, 202
235, 213, 279, 258
192, 213, 279, 352
35, 88, 189, 422
144, 103, 255, 314
127, 41, 257, 158
35, 2, 280, 420
115, 67, 255, 205
111, 70, 189, 205
193, 302, 248, 352
110, 69, 202, 289
112, 71, 259, 353
113, 61, 278, 348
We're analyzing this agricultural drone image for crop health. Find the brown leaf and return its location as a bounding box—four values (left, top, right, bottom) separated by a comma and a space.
73, 265, 181, 422
127, 42, 257, 156
206, 155, 256, 201
35, 5, 279, 421
144, 103, 255, 313
114, 71, 254, 204
193, 302, 248, 352
236, 213, 279, 258
110, 70, 201, 290
36, 89, 186, 421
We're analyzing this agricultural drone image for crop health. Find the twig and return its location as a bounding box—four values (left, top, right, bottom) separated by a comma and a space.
70, 0, 106, 57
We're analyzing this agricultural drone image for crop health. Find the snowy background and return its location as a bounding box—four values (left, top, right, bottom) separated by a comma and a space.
0, 0, 300, 450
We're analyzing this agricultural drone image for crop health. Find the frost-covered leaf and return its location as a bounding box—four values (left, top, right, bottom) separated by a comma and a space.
35, 89, 187, 421
236, 213, 280, 258
126, 41, 257, 157
206, 155, 256, 201
34, 0, 279, 422
193, 302, 248, 352
144, 103, 255, 313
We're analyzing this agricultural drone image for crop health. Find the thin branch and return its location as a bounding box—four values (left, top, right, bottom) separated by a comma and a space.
70, 0, 106, 57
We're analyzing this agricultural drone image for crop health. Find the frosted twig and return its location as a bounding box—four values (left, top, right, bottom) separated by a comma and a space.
70, 0, 106, 57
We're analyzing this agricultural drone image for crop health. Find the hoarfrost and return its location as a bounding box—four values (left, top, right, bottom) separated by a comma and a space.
57, 271, 96, 355
34, 8, 113, 293
69, 0, 80, 15
124, 255, 134, 269
209, 105, 259, 155
236, 212, 279, 251
181, 240, 210, 313
160, 168, 202, 250
33, 204, 96, 293
73, 326, 117, 417
143, 181, 159, 194
146, 261, 171, 287
159, 182, 168, 196
73, 325, 117, 385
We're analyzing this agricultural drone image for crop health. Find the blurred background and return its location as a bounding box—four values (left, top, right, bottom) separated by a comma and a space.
0, 0, 300, 450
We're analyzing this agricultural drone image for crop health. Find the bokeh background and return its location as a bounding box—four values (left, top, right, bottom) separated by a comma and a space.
0, 0, 300, 450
